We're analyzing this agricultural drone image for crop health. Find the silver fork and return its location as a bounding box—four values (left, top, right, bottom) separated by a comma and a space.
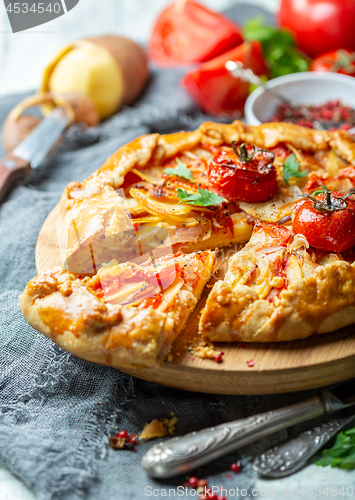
142, 386, 355, 478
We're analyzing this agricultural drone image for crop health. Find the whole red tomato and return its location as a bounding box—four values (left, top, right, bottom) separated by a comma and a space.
181, 40, 268, 117
279, 0, 355, 58
310, 49, 355, 77
292, 190, 355, 252
149, 0, 243, 66
208, 143, 278, 202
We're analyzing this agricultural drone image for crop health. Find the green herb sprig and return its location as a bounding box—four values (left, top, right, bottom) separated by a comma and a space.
282, 154, 307, 185
163, 158, 194, 181
232, 142, 255, 164
177, 188, 224, 207
315, 426, 355, 470
305, 185, 355, 213
243, 16, 309, 79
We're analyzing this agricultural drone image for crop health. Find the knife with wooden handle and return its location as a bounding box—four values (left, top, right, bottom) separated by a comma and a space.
0, 107, 69, 203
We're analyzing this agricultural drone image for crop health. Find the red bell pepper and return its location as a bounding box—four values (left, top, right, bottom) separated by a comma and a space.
149, 0, 243, 66
181, 41, 269, 117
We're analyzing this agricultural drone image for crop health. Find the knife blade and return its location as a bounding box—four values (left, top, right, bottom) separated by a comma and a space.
0, 107, 69, 203
141, 382, 355, 478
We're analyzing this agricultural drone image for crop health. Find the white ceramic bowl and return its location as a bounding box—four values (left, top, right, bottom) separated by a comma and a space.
244, 72, 355, 126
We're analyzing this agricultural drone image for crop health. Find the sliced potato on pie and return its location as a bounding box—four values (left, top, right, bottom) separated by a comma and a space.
20, 120, 355, 370
59, 121, 355, 274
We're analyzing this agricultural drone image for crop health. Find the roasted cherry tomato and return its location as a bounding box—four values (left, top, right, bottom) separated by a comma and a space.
292, 189, 355, 252
268, 143, 290, 159
310, 49, 355, 77
279, 0, 355, 58
149, 0, 243, 66
208, 143, 277, 202
181, 41, 268, 117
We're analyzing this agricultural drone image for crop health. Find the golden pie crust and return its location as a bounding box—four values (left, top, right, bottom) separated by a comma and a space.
59, 121, 355, 274
20, 120, 355, 367
199, 226, 355, 342
20, 251, 215, 368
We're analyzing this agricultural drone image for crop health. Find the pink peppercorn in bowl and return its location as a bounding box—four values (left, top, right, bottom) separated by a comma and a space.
244, 72, 355, 130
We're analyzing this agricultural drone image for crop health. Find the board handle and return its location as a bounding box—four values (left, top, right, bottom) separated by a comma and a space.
0, 154, 31, 204
141, 395, 326, 478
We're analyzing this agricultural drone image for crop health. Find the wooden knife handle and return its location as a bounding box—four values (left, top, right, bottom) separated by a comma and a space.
0, 154, 31, 204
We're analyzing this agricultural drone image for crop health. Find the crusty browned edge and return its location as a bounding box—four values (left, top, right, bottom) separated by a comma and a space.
60, 121, 355, 216
200, 260, 355, 342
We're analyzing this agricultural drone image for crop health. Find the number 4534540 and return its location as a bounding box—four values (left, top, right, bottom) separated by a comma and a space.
5, 3, 61, 14
298, 486, 354, 496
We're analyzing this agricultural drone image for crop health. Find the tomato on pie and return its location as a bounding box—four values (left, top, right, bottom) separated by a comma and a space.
293, 187, 355, 252
208, 143, 278, 202
20, 120, 355, 369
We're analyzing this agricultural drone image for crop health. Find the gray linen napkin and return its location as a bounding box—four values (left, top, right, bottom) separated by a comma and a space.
0, 5, 352, 500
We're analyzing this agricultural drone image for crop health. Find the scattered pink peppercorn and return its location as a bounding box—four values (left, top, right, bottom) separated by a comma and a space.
269, 100, 355, 130
247, 359, 254, 367
181, 481, 189, 488
188, 476, 199, 489
197, 479, 209, 488
214, 352, 224, 363
218, 496, 227, 500
225, 473, 232, 479
230, 462, 241, 473
118, 430, 129, 439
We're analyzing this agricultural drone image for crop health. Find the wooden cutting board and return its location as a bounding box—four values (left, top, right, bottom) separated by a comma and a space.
36, 203, 355, 395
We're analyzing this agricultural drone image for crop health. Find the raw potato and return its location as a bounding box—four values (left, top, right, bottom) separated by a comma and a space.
41, 36, 149, 119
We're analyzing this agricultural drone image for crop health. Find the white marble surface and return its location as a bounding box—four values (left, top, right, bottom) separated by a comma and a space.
0, 466, 35, 500
255, 465, 355, 499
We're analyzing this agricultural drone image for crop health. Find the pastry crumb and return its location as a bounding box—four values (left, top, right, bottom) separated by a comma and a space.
189, 341, 224, 363
139, 417, 178, 440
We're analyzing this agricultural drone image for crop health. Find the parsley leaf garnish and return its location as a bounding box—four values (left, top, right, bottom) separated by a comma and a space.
315, 426, 355, 470
163, 158, 194, 181
282, 154, 308, 185
177, 188, 224, 207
